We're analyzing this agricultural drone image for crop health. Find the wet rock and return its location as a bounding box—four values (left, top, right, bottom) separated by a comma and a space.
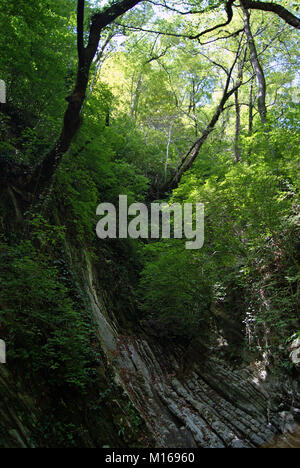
290, 338, 300, 366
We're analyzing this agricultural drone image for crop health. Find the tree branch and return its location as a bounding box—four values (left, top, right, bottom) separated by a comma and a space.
241, 0, 300, 29
28, 0, 143, 195
77, 0, 85, 67
145, 0, 221, 16
160, 36, 246, 193
191, 0, 235, 40
116, 0, 236, 40
242, 2, 267, 124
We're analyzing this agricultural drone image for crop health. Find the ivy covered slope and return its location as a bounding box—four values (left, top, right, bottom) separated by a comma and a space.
0, 0, 300, 448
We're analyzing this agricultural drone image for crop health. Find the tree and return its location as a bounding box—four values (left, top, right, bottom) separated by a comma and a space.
164, 35, 247, 191
241, 3, 267, 124
3, 0, 299, 198
28, 0, 143, 194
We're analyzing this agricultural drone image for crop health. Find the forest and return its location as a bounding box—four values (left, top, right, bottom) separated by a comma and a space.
0, 0, 299, 450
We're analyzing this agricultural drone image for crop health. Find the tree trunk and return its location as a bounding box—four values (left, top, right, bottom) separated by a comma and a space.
241, 0, 300, 29
131, 74, 143, 120
27, 0, 142, 195
241, 2, 267, 125
248, 81, 254, 135
247, 80, 254, 158
165, 121, 175, 182
163, 81, 242, 193
234, 89, 241, 162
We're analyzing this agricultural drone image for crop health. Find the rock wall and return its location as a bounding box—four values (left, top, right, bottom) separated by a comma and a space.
0, 367, 37, 448
0, 245, 299, 448
81, 252, 300, 448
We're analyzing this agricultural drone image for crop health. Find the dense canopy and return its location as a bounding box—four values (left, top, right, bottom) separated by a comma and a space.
0, 0, 299, 449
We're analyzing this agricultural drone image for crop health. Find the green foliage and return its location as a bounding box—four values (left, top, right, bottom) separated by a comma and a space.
0, 238, 95, 390
0, 0, 299, 448
0, 0, 77, 151
47, 83, 149, 244
139, 241, 212, 339
140, 122, 300, 356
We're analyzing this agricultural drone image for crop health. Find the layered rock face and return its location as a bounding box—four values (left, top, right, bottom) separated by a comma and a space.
263, 425, 300, 448
0, 367, 37, 448
0, 251, 299, 448
83, 254, 300, 448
